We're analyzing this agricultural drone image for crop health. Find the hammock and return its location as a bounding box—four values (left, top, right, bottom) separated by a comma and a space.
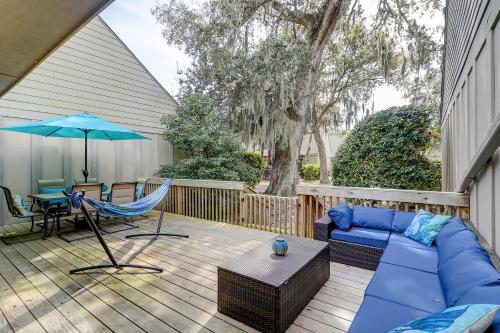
65, 178, 188, 275
70, 179, 172, 217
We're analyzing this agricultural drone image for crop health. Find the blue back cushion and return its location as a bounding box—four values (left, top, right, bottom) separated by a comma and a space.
435, 218, 467, 248
437, 228, 479, 269
327, 204, 353, 231
40, 187, 66, 205
455, 282, 500, 332
392, 211, 416, 233
439, 247, 500, 306
352, 206, 395, 231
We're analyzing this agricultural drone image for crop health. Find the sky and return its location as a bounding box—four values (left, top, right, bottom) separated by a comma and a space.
100, 0, 443, 111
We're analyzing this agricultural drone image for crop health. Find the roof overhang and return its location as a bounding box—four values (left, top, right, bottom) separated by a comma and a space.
0, 0, 114, 97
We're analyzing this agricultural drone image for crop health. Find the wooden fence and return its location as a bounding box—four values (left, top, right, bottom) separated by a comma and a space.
143, 178, 470, 238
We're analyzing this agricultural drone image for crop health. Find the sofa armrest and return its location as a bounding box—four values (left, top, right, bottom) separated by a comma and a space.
314, 214, 335, 242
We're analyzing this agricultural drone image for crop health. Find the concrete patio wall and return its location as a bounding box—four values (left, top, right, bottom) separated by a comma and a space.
441, 0, 500, 254
0, 16, 176, 224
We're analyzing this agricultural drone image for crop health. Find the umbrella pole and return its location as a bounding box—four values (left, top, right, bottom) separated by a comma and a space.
83, 131, 88, 183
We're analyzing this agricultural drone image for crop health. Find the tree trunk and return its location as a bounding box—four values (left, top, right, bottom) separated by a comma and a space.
266, 0, 344, 196
312, 124, 330, 184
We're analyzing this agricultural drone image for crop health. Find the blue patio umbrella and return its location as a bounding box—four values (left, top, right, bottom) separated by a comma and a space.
0, 113, 149, 182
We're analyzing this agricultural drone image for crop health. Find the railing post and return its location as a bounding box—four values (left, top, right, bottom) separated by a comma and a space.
297, 194, 306, 237
239, 191, 245, 226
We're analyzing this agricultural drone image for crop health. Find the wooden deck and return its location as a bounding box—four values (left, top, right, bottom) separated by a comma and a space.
0, 214, 373, 333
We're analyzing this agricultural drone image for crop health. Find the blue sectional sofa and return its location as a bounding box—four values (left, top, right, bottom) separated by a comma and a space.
314, 206, 500, 333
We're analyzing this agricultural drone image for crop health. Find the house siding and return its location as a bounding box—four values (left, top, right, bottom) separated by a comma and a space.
442, 0, 500, 254
0, 16, 175, 224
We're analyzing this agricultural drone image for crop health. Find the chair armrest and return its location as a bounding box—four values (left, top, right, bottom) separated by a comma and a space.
314, 214, 334, 242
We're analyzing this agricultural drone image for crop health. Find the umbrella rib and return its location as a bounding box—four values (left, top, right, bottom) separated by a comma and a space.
103, 131, 113, 141
45, 127, 63, 137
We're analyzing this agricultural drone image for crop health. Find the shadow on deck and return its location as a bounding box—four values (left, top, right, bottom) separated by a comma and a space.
0, 214, 373, 333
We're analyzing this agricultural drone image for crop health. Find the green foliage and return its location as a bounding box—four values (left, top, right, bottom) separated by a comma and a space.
303, 164, 321, 181
242, 151, 265, 180
330, 106, 441, 191
157, 94, 261, 187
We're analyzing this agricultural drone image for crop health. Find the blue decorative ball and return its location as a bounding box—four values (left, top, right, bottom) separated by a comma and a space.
272, 237, 288, 256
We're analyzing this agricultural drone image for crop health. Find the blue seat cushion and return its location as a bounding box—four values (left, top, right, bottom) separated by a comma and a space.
327, 204, 353, 231
439, 247, 500, 306
352, 206, 395, 231
381, 244, 438, 274
437, 228, 480, 269
455, 282, 500, 333
365, 263, 446, 313
331, 227, 390, 248
348, 296, 430, 333
435, 218, 467, 248
388, 233, 437, 252
392, 211, 416, 233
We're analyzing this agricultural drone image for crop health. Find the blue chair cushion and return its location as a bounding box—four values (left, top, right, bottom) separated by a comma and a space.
389, 304, 500, 333
348, 296, 430, 333
388, 233, 437, 252
381, 244, 438, 274
437, 228, 479, 269
439, 247, 500, 306
455, 282, 500, 333
327, 204, 353, 231
352, 206, 395, 231
40, 187, 67, 206
435, 218, 467, 248
331, 227, 390, 248
392, 211, 416, 233
365, 263, 446, 313
404, 209, 451, 246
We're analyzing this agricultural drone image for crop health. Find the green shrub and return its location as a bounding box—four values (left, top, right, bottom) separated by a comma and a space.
242, 151, 265, 182
157, 94, 262, 187
303, 164, 321, 180
330, 105, 441, 191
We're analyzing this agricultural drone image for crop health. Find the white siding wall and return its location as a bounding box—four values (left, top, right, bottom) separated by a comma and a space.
442, 0, 500, 254
0, 16, 175, 224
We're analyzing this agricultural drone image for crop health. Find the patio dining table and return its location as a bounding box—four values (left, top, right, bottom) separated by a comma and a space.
28, 193, 67, 239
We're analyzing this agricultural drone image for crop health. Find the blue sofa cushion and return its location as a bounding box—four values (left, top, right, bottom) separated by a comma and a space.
389, 304, 500, 333
381, 244, 438, 274
404, 209, 451, 246
388, 233, 437, 252
455, 282, 500, 333
327, 204, 353, 231
439, 247, 500, 306
348, 296, 430, 333
437, 229, 479, 269
435, 218, 467, 247
352, 206, 395, 231
392, 211, 416, 234
331, 227, 390, 249
365, 263, 446, 313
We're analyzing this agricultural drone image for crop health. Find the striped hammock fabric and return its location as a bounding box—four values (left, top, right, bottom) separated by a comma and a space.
70, 179, 172, 217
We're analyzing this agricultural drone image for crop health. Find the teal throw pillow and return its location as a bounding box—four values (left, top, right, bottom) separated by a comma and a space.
404, 209, 450, 246
12, 195, 31, 216
389, 304, 499, 333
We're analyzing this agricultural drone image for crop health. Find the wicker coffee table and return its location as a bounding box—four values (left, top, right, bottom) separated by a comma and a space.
218, 235, 330, 333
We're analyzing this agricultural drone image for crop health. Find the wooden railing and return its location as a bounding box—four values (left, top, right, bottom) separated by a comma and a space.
143, 178, 470, 239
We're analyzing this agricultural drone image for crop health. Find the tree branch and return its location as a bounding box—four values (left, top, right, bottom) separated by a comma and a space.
270, 1, 315, 28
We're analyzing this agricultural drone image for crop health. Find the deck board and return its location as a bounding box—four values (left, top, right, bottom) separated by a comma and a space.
0, 214, 372, 333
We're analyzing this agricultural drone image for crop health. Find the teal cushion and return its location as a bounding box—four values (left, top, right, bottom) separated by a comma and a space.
389, 304, 499, 333
40, 187, 66, 206
12, 195, 31, 216
327, 204, 353, 231
135, 184, 144, 201
404, 210, 451, 246
352, 206, 395, 231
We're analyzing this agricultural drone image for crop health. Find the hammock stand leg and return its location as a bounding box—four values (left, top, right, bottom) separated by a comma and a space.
124, 197, 189, 257
69, 196, 163, 274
